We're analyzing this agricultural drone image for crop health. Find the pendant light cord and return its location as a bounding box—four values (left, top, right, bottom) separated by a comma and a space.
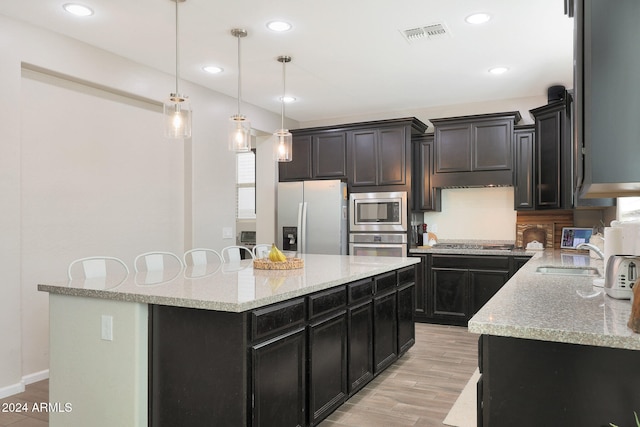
280, 59, 286, 130
237, 34, 242, 116
174, 0, 180, 95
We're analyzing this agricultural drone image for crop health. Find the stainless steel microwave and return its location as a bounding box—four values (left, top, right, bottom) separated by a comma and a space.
349, 191, 407, 232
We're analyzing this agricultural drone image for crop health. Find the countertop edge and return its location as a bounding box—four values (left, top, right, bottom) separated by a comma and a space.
38, 256, 421, 312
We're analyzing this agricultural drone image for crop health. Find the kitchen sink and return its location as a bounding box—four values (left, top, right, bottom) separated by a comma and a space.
535, 266, 600, 277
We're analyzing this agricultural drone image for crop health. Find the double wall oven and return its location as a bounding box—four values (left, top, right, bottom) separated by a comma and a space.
349, 191, 408, 257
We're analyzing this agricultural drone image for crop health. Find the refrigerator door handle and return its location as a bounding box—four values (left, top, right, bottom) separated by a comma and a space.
297, 202, 304, 254
300, 202, 308, 253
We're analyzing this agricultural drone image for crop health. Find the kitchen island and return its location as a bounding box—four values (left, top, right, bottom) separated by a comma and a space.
468, 250, 640, 426
38, 254, 419, 427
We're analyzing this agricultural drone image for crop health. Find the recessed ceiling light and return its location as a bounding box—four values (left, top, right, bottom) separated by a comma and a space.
488, 66, 509, 75
63, 3, 94, 17
267, 20, 292, 32
280, 96, 296, 103
203, 65, 223, 74
465, 13, 491, 25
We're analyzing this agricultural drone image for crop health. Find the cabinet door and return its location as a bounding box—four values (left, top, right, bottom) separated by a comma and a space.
432, 268, 469, 319
514, 128, 536, 210
373, 290, 398, 373
413, 137, 440, 211
397, 282, 415, 354
536, 109, 563, 208
314, 132, 347, 179
470, 270, 510, 315
309, 310, 348, 425
350, 130, 378, 186
472, 120, 513, 171
378, 127, 406, 185
252, 327, 306, 427
347, 300, 374, 395
435, 124, 472, 172
279, 135, 313, 181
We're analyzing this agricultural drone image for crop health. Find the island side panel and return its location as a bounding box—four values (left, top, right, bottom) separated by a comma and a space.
48, 294, 148, 427
149, 305, 248, 427
480, 334, 640, 427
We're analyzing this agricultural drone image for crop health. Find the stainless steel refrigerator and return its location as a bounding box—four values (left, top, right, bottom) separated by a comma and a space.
277, 180, 348, 255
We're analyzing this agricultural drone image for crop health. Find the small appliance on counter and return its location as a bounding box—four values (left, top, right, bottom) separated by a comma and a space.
604, 255, 640, 299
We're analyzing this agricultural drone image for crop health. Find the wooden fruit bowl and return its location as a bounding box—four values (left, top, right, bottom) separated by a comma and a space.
253, 258, 304, 270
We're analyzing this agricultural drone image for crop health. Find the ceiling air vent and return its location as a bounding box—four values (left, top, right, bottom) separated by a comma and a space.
401, 23, 451, 43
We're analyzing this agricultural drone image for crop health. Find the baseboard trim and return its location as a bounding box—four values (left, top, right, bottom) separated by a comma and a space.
23, 369, 49, 385
0, 370, 49, 399
0, 381, 25, 400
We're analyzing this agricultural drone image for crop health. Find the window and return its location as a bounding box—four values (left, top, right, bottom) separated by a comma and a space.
236, 150, 256, 219
618, 197, 640, 222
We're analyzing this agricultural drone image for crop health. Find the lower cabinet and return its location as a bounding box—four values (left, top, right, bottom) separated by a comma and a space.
149, 266, 417, 427
252, 327, 307, 427
373, 289, 398, 373
412, 253, 530, 325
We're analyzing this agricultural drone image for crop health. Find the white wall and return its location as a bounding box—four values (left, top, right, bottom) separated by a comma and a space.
0, 14, 289, 396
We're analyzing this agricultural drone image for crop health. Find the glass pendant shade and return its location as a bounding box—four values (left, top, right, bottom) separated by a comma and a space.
229, 114, 251, 152
274, 129, 292, 162
164, 93, 192, 138
275, 55, 293, 162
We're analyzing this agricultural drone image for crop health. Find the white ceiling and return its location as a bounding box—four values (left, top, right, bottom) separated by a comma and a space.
0, 0, 575, 123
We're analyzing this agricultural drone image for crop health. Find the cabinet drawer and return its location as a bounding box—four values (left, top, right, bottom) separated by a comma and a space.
431, 255, 510, 270
397, 266, 416, 286
308, 286, 347, 320
375, 272, 397, 293
251, 298, 306, 341
348, 278, 373, 304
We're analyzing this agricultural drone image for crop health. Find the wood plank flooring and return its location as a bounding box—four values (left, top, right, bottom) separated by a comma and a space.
0, 323, 478, 427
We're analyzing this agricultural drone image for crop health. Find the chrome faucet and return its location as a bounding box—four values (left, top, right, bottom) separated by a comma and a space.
576, 243, 605, 260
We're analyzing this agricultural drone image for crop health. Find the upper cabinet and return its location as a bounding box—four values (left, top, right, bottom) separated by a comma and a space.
430, 111, 521, 188
412, 134, 441, 211
513, 125, 536, 210
530, 97, 573, 209
349, 126, 407, 187
281, 118, 429, 193
279, 131, 347, 181
574, 0, 640, 198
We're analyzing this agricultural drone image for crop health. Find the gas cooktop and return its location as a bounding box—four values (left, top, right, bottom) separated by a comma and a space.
431, 243, 515, 251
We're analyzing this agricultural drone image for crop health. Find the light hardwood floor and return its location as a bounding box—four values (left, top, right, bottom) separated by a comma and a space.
0, 323, 478, 427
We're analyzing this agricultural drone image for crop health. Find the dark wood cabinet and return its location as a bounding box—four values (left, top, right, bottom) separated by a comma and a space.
479, 334, 640, 426
149, 266, 417, 427
513, 125, 536, 210
372, 271, 398, 373
432, 268, 469, 321
470, 269, 510, 314
530, 98, 573, 209
349, 126, 407, 187
308, 310, 348, 426
279, 131, 347, 181
413, 254, 516, 326
252, 327, 307, 427
412, 134, 441, 211
431, 112, 521, 188
396, 266, 416, 354
346, 279, 374, 395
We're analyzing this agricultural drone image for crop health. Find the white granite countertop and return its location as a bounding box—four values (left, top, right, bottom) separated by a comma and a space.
38, 254, 420, 313
468, 250, 640, 350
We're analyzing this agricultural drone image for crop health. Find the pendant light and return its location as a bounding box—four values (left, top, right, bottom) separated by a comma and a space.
163, 0, 192, 139
229, 28, 251, 152
274, 55, 292, 162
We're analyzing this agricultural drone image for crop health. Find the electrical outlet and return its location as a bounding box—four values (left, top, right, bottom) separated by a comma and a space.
431, 224, 438, 233
101, 315, 113, 341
